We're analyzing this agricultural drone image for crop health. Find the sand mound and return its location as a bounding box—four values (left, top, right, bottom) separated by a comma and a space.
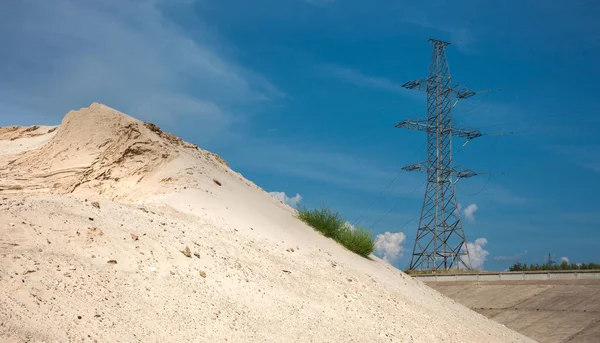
0, 103, 237, 200
0, 103, 535, 342
0, 125, 57, 141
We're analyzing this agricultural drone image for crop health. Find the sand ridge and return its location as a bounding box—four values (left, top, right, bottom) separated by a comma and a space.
0, 103, 537, 342
0, 103, 248, 201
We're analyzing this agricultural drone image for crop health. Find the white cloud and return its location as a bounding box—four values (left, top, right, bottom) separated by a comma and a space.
461, 238, 489, 270
463, 204, 478, 223
561, 256, 569, 263
374, 232, 406, 262
454, 203, 462, 216
0, 0, 281, 143
269, 191, 302, 207
344, 221, 356, 232
494, 250, 528, 261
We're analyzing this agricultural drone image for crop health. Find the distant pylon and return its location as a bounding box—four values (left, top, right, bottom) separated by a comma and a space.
547, 253, 555, 266
396, 39, 483, 271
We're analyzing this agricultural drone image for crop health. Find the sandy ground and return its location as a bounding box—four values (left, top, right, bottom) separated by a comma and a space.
0, 103, 536, 342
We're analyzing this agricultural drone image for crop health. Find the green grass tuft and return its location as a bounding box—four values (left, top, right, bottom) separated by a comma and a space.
336, 225, 376, 257
296, 204, 375, 258
296, 205, 345, 238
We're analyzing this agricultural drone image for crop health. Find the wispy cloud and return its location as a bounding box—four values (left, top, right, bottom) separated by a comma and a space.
394, 16, 474, 54
374, 231, 406, 262
0, 0, 282, 143
561, 256, 569, 263
475, 184, 529, 205
494, 250, 528, 261
316, 64, 418, 97
230, 141, 423, 195
549, 145, 600, 173
558, 212, 600, 226
269, 191, 302, 207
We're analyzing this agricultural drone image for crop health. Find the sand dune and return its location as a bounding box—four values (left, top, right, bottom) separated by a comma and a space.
0, 103, 535, 342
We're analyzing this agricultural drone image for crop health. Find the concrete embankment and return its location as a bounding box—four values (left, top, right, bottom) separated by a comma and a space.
414, 270, 600, 282
416, 271, 600, 343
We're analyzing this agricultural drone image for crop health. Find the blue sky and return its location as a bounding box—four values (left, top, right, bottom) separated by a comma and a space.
1, 0, 599, 271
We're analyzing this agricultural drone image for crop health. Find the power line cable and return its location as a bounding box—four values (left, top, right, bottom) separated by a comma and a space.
368, 179, 427, 230
396, 210, 422, 231
456, 166, 573, 198
351, 169, 403, 225
478, 106, 600, 130
467, 173, 492, 196
455, 91, 490, 115
475, 72, 600, 95
351, 142, 425, 226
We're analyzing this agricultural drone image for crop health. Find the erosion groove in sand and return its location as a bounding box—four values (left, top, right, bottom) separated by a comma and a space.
0, 103, 536, 342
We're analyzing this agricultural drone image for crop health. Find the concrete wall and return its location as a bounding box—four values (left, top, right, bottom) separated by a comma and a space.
413, 270, 600, 282
422, 277, 600, 343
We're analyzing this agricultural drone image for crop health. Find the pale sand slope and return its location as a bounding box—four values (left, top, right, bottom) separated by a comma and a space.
0, 103, 536, 343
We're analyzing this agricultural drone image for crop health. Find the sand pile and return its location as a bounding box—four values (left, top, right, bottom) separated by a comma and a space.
0, 103, 240, 201
0, 103, 535, 342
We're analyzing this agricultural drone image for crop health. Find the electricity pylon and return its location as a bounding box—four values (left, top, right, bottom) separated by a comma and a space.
396, 39, 482, 271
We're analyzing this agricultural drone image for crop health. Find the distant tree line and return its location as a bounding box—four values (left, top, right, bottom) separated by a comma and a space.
509, 261, 600, 271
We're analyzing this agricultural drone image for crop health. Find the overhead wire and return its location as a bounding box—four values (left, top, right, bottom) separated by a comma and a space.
466, 173, 492, 196
479, 106, 600, 130
456, 165, 575, 198
453, 71, 600, 130
350, 168, 403, 226
474, 72, 600, 95
358, 73, 600, 229
396, 208, 423, 231
368, 179, 427, 230
455, 91, 490, 115
350, 141, 425, 226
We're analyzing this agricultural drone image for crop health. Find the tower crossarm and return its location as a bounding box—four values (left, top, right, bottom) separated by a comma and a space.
453, 168, 478, 179
401, 162, 478, 179
394, 118, 430, 132
402, 77, 476, 99
395, 118, 483, 140
450, 123, 483, 140
401, 161, 429, 173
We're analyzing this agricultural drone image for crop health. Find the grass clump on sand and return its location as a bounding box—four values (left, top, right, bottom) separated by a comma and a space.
336, 225, 376, 257
296, 205, 375, 257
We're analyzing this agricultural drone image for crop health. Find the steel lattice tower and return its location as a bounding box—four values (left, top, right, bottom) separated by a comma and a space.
396, 39, 482, 271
